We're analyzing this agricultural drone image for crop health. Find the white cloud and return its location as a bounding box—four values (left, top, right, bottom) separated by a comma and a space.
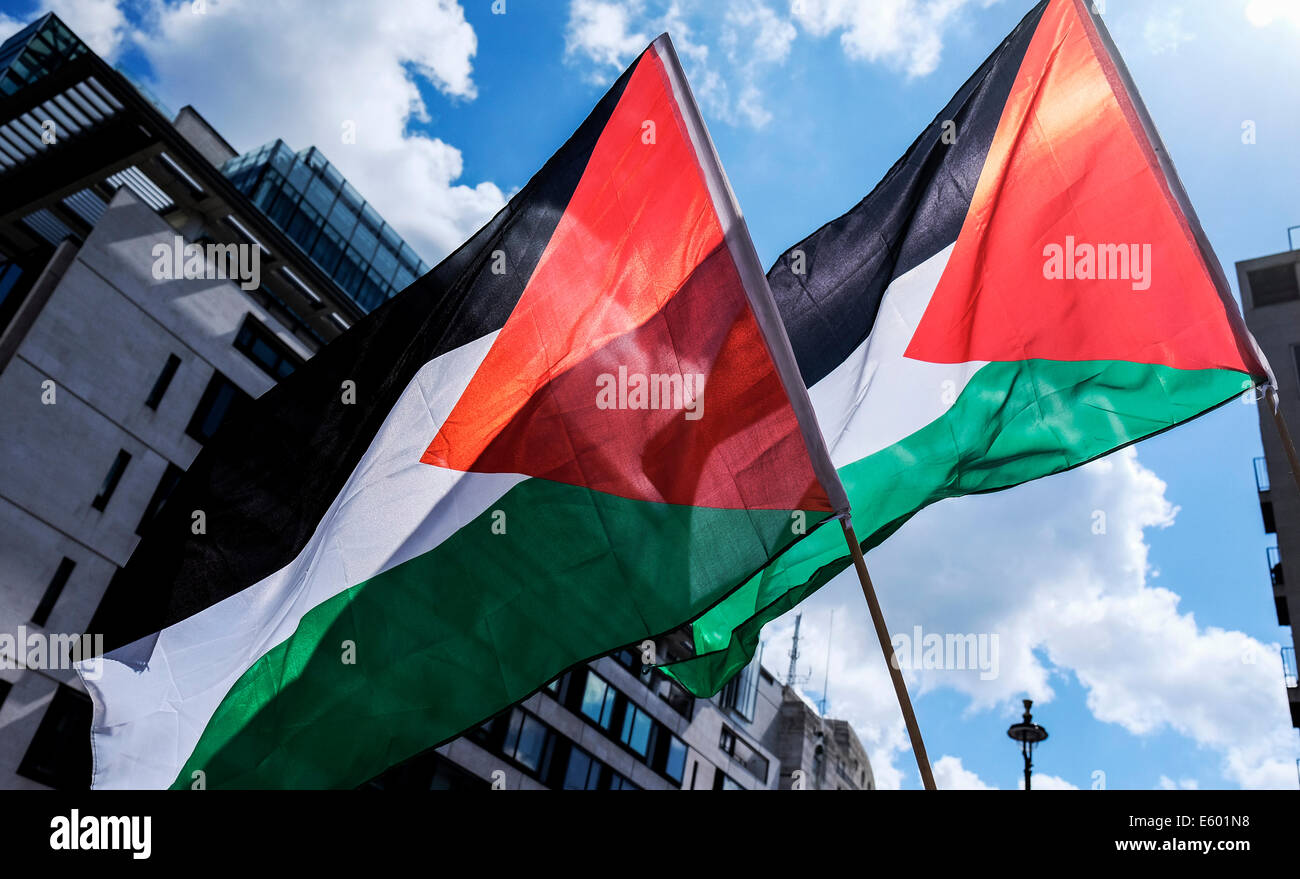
934, 754, 995, 789
723, 0, 797, 65
562, 0, 1005, 128
933, 754, 1080, 789
565, 0, 652, 73
1019, 772, 1079, 790
791, 0, 994, 78
0, 1, 129, 61
45, 0, 129, 59
1158, 775, 1200, 790
125, 0, 503, 264
0, 14, 24, 43
1245, 0, 1300, 29
564, 0, 797, 129
1143, 7, 1194, 55
769, 447, 1297, 789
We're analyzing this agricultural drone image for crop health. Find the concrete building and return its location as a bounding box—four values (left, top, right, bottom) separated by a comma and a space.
0, 12, 399, 789
0, 12, 875, 791
368, 633, 875, 791
1236, 245, 1300, 733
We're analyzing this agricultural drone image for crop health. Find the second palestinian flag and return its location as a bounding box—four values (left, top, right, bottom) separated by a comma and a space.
80, 36, 844, 789
663, 0, 1271, 695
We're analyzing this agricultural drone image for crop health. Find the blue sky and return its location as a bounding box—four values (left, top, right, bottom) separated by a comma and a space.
3, 0, 1297, 789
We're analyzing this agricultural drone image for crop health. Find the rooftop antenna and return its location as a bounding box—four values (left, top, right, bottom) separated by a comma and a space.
786, 612, 809, 688
819, 609, 834, 716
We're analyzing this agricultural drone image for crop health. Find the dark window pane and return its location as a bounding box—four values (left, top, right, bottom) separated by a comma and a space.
232, 314, 303, 382
664, 735, 687, 783
31, 557, 74, 626
144, 353, 181, 409
136, 462, 184, 536
620, 705, 652, 756
563, 749, 596, 790
513, 714, 547, 771
186, 372, 251, 444
91, 449, 131, 511
581, 674, 614, 729
1249, 264, 1300, 307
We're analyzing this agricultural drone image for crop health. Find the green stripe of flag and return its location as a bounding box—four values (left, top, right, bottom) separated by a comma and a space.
172, 477, 825, 789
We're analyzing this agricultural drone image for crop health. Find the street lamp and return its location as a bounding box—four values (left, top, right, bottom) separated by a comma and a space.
1006, 699, 1048, 790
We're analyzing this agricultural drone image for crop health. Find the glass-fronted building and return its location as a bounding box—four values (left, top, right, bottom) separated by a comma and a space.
223, 141, 430, 313
0, 12, 89, 95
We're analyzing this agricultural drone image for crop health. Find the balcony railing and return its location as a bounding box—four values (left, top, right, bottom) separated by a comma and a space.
1268, 546, 1284, 587
1283, 646, 1297, 690
1255, 456, 1271, 492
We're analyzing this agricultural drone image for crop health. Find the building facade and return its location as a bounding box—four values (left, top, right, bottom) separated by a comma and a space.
0, 13, 875, 791
367, 634, 875, 791
1236, 246, 1300, 733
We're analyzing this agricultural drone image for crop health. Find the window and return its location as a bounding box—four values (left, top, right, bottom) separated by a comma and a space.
562, 748, 601, 790
233, 315, 303, 380
651, 730, 687, 784
17, 684, 91, 789
718, 724, 769, 783
362, 752, 488, 790
720, 653, 759, 721
619, 703, 653, 757
186, 372, 251, 443
580, 672, 616, 730
0, 679, 11, 713
136, 462, 184, 536
1248, 263, 1300, 307
713, 770, 742, 790
31, 557, 74, 626
91, 450, 131, 511
502, 710, 553, 775
612, 646, 650, 681
144, 353, 181, 409
0, 260, 22, 309
655, 674, 693, 719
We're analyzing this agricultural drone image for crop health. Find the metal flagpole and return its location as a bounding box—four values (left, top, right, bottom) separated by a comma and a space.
840, 517, 938, 790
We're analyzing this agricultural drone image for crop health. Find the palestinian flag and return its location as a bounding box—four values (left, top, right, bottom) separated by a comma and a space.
662, 0, 1271, 695
79, 35, 844, 789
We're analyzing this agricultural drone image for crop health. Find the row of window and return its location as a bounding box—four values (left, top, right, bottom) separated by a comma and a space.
609, 646, 695, 720
224, 141, 429, 314
34, 317, 286, 632
718, 723, 769, 783
549, 667, 689, 786
472, 706, 638, 790
90, 315, 295, 523
13, 306, 303, 787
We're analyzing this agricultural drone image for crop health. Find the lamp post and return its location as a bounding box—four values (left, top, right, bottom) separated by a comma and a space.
1006, 699, 1048, 790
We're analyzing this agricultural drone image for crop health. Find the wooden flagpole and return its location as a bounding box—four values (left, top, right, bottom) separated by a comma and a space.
840, 517, 938, 790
